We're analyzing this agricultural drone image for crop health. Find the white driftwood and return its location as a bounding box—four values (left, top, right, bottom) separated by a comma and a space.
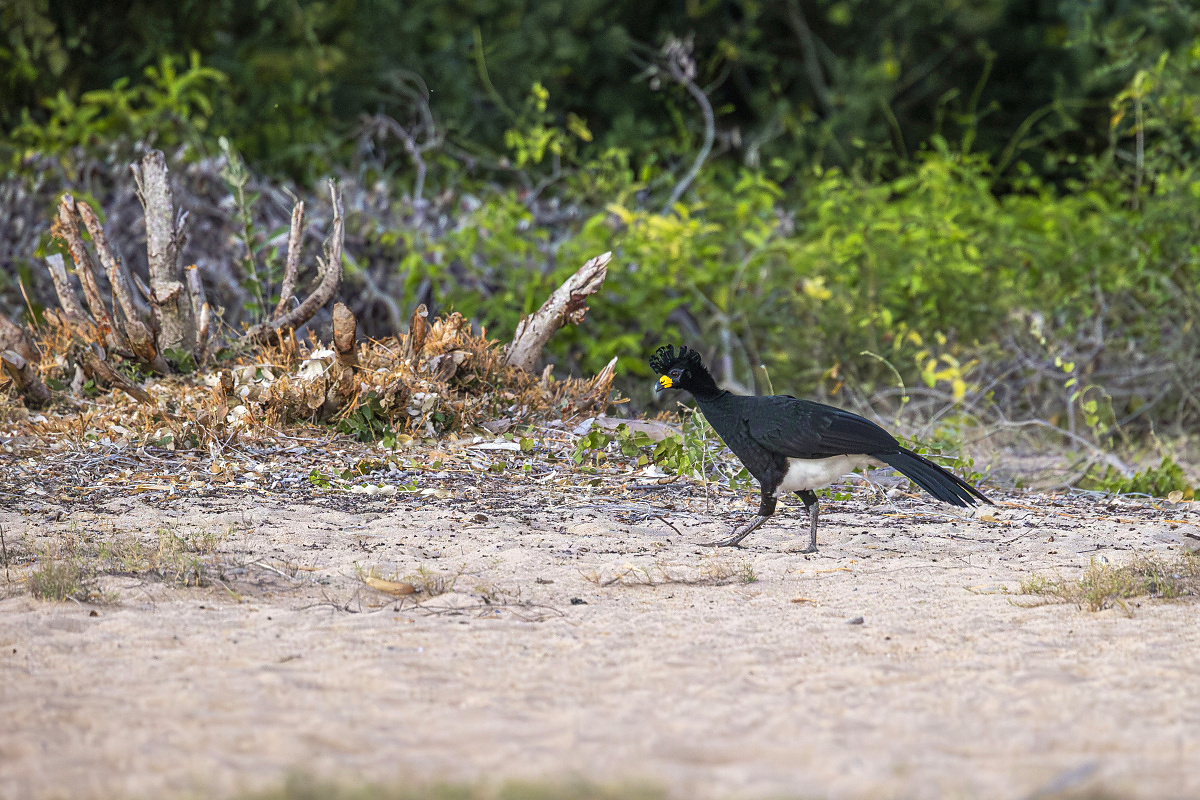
132, 150, 196, 357
505, 251, 612, 372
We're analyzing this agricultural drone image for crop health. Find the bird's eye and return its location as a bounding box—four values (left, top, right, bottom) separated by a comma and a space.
670, 369, 684, 380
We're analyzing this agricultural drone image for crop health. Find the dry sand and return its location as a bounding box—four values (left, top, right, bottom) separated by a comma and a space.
1, 479, 1199, 800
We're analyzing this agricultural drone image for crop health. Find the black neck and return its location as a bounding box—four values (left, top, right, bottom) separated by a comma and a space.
687, 369, 724, 402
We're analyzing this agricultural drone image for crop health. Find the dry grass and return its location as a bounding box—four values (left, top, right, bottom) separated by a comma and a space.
1020, 550, 1200, 613
4, 309, 617, 457
585, 558, 758, 588
21, 526, 235, 603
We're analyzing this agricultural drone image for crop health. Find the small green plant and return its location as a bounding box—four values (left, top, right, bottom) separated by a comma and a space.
739, 561, 758, 584
337, 394, 399, 443
504, 82, 592, 170
1020, 552, 1200, 613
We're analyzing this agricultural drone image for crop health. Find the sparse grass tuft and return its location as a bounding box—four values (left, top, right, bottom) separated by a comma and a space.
28, 558, 98, 602
586, 558, 755, 588
1020, 551, 1200, 613
406, 565, 459, 597
98, 526, 230, 587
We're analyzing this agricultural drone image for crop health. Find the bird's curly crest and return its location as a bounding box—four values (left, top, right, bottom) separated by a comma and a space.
649, 344, 704, 375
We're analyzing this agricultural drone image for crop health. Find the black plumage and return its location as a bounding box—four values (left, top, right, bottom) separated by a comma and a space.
649, 344, 992, 551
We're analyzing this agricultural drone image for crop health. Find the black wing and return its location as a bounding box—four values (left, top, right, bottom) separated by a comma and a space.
743, 395, 899, 458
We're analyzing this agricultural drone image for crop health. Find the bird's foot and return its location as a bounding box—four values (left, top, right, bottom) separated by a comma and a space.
700, 515, 769, 548
700, 536, 746, 548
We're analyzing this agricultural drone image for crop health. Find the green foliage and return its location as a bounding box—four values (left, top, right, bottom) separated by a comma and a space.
7, 51, 226, 165
1083, 457, 1195, 499
6, 0, 1198, 177
572, 416, 751, 488
504, 83, 592, 170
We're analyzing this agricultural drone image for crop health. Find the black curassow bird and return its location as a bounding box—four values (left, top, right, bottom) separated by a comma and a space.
650, 345, 992, 552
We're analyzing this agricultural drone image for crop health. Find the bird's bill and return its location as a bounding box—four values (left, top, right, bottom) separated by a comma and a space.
655, 375, 673, 394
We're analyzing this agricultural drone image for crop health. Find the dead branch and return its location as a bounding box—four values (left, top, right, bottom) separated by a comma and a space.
784, 0, 832, 116
245, 181, 343, 345
505, 251, 612, 372
77, 346, 154, 406
1, 351, 51, 408
660, 37, 715, 212
186, 265, 211, 364
273, 200, 305, 320
45, 253, 90, 327
405, 303, 428, 361
55, 196, 127, 354
75, 199, 147, 324
331, 302, 359, 371
0, 312, 38, 364
132, 149, 196, 357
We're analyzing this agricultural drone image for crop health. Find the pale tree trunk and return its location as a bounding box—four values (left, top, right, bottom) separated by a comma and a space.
132, 150, 196, 359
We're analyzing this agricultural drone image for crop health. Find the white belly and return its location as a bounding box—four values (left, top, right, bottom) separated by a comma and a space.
774, 455, 876, 496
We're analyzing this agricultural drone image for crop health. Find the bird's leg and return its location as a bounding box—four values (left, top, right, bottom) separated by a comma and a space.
703, 496, 776, 548
796, 490, 819, 554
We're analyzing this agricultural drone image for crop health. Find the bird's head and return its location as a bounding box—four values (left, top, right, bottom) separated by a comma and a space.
649, 344, 713, 396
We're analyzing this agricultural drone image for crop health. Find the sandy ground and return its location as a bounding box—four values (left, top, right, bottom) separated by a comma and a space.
1, 478, 1199, 800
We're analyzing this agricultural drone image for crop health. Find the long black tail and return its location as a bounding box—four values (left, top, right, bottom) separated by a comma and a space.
876, 447, 992, 507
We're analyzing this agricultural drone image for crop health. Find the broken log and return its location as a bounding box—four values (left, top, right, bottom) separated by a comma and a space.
77, 346, 155, 405
186, 265, 211, 364
1, 351, 51, 408
505, 251, 612, 373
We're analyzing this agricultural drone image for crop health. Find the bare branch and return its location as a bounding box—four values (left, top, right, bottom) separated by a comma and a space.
273, 200, 305, 320
132, 149, 196, 357
1, 351, 51, 408
245, 181, 344, 345
505, 252, 612, 372
186, 265, 211, 365
44, 253, 90, 327
784, 0, 832, 116
75, 199, 148, 326
660, 37, 715, 212
55, 195, 127, 354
